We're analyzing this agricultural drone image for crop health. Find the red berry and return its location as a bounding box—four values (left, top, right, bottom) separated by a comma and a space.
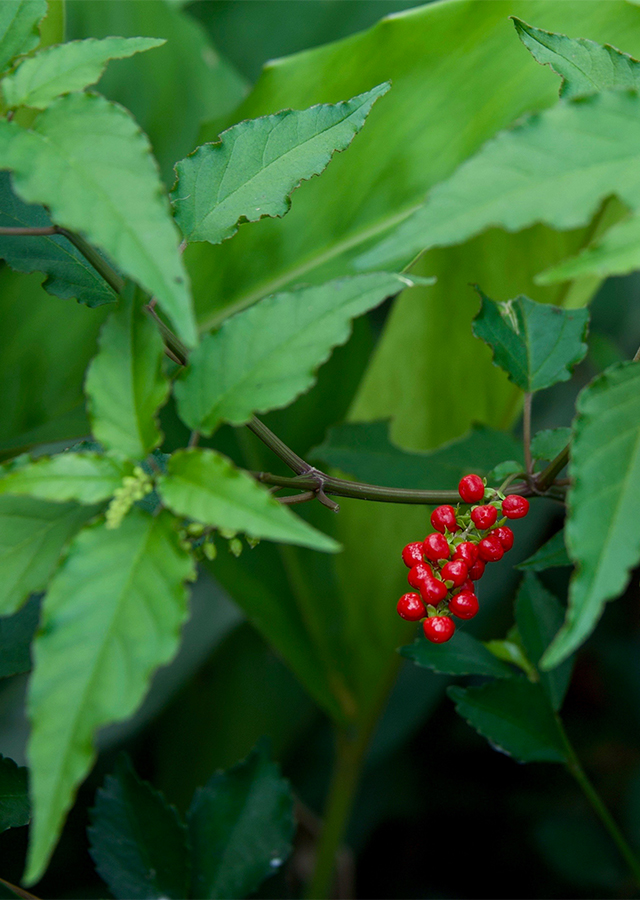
423, 616, 455, 643
459, 578, 475, 592
408, 562, 433, 590
418, 571, 448, 605
468, 559, 485, 580
453, 541, 479, 567
502, 495, 530, 519
478, 534, 504, 562
470, 504, 498, 530
458, 474, 485, 504
491, 526, 514, 551
430, 505, 460, 534
440, 558, 468, 587
423, 532, 451, 562
449, 590, 479, 620
397, 592, 426, 621
402, 541, 425, 568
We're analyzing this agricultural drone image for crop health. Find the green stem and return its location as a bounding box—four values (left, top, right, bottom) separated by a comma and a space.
57, 228, 125, 295
523, 392, 533, 475
536, 444, 570, 492
246, 416, 310, 475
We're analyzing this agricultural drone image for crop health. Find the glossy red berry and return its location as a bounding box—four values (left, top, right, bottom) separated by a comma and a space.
407, 562, 433, 590
430, 505, 460, 534
478, 534, 504, 562
502, 495, 530, 519
459, 578, 475, 593
491, 526, 514, 551
423, 532, 451, 562
470, 504, 498, 530
418, 571, 448, 605
402, 541, 425, 568
449, 589, 479, 620
397, 592, 426, 621
468, 559, 485, 580
440, 558, 468, 587
458, 473, 485, 504
453, 541, 479, 567
423, 616, 455, 643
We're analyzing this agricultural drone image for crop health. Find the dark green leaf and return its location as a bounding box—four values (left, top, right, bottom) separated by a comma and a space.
400, 631, 515, 679
536, 814, 626, 891
530, 427, 571, 461
448, 678, 567, 763
88, 755, 189, 900
0, 754, 29, 832
187, 743, 295, 899
0, 1, 46, 76
517, 530, 572, 572
0, 452, 131, 503
0, 594, 39, 679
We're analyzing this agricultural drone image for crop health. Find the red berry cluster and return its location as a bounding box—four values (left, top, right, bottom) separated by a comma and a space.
397, 474, 529, 644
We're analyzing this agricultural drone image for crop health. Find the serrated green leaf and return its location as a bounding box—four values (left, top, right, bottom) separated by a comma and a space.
448, 678, 567, 763
517, 529, 572, 572
158, 449, 338, 553
312, 420, 522, 489
539, 212, 640, 284
0, 496, 100, 616
472, 291, 589, 393
172, 83, 390, 245
0, 93, 196, 345
175, 273, 428, 435
3, 36, 165, 110
0, 594, 38, 679
487, 460, 525, 483
0, 452, 130, 503
400, 632, 515, 679
516, 574, 573, 710
88, 755, 189, 900
85, 286, 169, 459
0, 1, 46, 76
0, 755, 29, 832
25, 509, 194, 884
513, 17, 640, 99
187, 743, 294, 899
543, 362, 640, 669
531, 427, 571, 461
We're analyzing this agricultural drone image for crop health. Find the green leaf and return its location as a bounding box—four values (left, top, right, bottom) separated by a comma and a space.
172, 83, 390, 245
517, 529, 572, 572
175, 273, 428, 435
25, 509, 194, 884
85, 286, 169, 459
516, 574, 573, 710
0, 496, 100, 616
2, 36, 166, 110
312, 420, 522, 488
513, 17, 640, 99
543, 361, 640, 669
472, 291, 589, 393
0, 93, 197, 345
0, 594, 38, 679
88, 755, 189, 900
530, 427, 571, 461
400, 631, 515, 679
187, 742, 295, 899
0, 0, 46, 76
158, 449, 338, 553
448, 678, 567, 763
0, 452, 130, 503
0, 755, 29, 832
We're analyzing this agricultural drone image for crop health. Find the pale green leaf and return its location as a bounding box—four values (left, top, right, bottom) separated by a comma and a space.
517, 529, 572, 571
539, 212, 640, 284
530, 427, 571, 460
0, 755, 29, 832
401, 631, 515, 679
0, 94, 196, 345
25, 509, 194, 884
0, 453, 130, 503
158, 449, 339, 553
2, 36, 166, 110
172, 83, 390, 245
543, 362, 640, 668
175, 273, 429, 435
0, 0, 46, 76
85, 286, 169, 459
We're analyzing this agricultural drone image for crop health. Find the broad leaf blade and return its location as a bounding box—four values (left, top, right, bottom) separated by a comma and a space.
0, 94, 197, 345
0, 1, 46, 76
88, 755, 189, 900
172, 83, 390, 245
0, 595, 38, 679
401, 632, 515, 679
85, 286, 169, 459
158, 449, 338, 553
2, 36, 166, 110
517, 530, 571, 572
472, 291, 589, 393
0, 755, 29, 832
543, 362, 640, 668
530, 427, 571, 461
187, 743, 295, 900
539, 212, 640, 284
0, 453, 130, 503
25, 509, 194, 884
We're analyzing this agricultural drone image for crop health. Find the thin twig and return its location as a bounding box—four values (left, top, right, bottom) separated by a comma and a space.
188, 430, 200, 448
278, 491, 317, 505
246, 415, 312, 476
0, 225, 58, 236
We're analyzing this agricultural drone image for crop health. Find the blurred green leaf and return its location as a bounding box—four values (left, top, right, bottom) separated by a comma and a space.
172, 83, 389, 245
25, 509, 194, 884
530, 427, 571, 461
0, 594, 38, 678
588, 331, 625, 373
2, 36, 166, 110
0, 0, 46, 76
448, 678, 567, 763
401, 631, 515, 678
535, 814, 626, 890
0, 453, 130, 503
88, 755, 189, 900
0, 754, 29, 832
472, 291, 589, 393
175, 273, 430, 435
540, 211, 640, 285
544, 362, 640, 669
517, 529, 571, 571
85, 287, 169, 459
187, 743, 294, 900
